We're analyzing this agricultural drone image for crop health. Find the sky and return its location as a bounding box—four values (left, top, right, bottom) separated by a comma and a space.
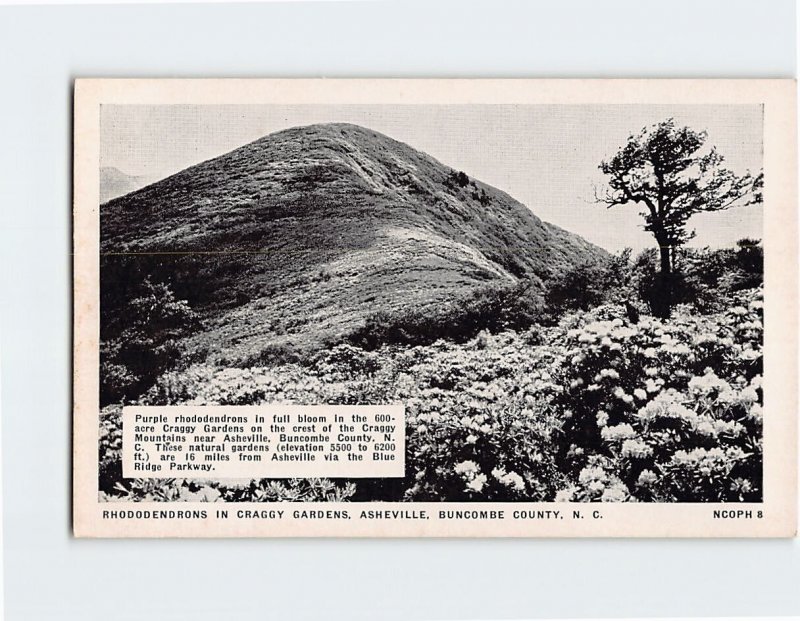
100, 104, 763, 253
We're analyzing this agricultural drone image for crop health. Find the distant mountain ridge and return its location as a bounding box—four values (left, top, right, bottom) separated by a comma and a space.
101, 123, 608, 363
100, 167, 154, 202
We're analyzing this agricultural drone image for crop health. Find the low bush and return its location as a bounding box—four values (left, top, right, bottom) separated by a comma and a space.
632, 240, 763, 315
100, 279, 201, 405
348, 281, 544, 350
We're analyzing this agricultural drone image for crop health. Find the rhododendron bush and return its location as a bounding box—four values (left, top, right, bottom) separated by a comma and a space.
553, 287, 763, 502
99, 287, 763, 503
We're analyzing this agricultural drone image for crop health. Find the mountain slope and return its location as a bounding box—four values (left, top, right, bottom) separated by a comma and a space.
101, 123, 607, 363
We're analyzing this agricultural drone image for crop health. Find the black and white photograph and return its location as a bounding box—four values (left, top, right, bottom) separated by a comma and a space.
67, 78, 797, 539
96, 100, 767, 505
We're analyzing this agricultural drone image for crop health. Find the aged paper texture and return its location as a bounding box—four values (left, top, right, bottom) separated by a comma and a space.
74, 79, 797, 537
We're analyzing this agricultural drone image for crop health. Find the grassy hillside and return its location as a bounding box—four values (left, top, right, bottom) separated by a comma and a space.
101, 123, 607, 364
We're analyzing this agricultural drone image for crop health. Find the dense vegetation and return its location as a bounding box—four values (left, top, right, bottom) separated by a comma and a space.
347, 281, 542, 350
100, 279, 201, 405
99, 242, 763, 503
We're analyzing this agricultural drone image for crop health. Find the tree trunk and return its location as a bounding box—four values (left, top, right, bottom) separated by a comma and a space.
649, 237, 673, 319
659, 243, 671, 274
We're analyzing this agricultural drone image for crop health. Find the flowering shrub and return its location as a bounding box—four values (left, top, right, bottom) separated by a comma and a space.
552, 288, 763, 502
99, 286, 763, 503
102, 474, 355, 503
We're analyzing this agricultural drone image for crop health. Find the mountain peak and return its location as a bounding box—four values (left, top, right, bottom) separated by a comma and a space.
101, 124, 607, 363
